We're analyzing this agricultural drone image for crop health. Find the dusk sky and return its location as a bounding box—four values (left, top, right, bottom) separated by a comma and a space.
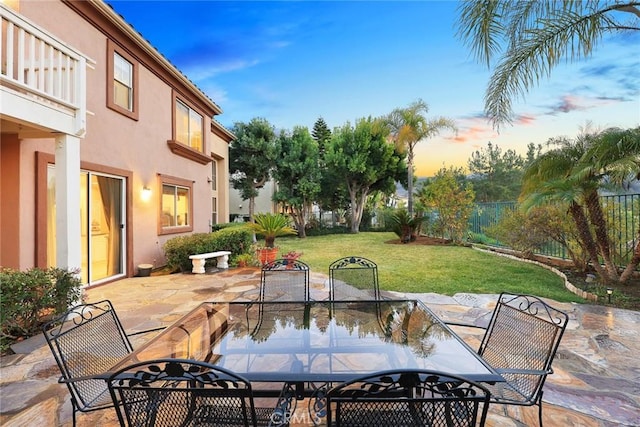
106, 1, 640, 177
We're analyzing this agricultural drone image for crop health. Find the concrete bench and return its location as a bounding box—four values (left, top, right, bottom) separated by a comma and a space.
188, 251, 231, 274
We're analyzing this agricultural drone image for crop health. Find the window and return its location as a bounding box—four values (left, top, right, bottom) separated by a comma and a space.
175, 99, 203, 152
211, 197, 218, 226
113, 53, 133, 110
159, 176, 193, 234
211, 161, 217, 191
107, 40, 138, 120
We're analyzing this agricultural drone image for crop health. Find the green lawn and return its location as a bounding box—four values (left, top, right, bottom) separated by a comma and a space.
276, 232, 584, 303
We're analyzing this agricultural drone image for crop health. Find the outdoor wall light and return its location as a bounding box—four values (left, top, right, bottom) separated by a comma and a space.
606, 287, 613, 303
141, 186, 152, 201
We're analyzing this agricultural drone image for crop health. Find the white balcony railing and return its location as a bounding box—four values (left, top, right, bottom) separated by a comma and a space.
1, 4, 89, 135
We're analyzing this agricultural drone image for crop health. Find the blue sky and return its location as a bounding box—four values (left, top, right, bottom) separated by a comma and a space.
106, 1, 640, 176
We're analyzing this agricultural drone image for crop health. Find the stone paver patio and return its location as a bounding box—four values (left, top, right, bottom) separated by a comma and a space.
1, 267, 638, 426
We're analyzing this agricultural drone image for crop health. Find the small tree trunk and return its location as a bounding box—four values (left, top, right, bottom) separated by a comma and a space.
569, 202, 609, 281
619, 228, 640, 283
585, 191, 619, 281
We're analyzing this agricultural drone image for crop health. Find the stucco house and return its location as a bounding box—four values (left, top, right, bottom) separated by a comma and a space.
0, 0, 233, 285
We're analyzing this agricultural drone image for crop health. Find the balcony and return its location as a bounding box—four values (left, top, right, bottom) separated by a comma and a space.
0, 4, 90, 138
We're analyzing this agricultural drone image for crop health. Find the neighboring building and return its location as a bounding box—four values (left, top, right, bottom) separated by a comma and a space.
229, 180, 278, 222
0, 0, 233, 285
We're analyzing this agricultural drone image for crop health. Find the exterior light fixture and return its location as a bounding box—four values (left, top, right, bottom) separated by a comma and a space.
606, 288, 613, 304
141, 186, 152, 201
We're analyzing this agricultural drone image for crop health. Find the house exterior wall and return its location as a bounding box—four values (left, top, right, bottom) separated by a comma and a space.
0, 0, 233, 280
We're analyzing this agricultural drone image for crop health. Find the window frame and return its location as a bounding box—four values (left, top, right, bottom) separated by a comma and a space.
174, 96, 204, 152
167, 91, 211, 164
106, 40, 139, 120
158, 175, 193, 235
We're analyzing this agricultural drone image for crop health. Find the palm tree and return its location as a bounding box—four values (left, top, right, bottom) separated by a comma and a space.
456, 1, 640, 128
577, 127, 640, 282
384, 100, 456, 216
521, 126, 640, 284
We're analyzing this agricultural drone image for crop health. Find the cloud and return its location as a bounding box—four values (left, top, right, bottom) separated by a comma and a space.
514, 114, 536, 126
543, 93, 634, 117
553, 95, 585, 114
443, 115, 499, 144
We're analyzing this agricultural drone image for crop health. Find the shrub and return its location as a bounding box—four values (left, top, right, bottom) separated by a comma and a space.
1, 267, 82, 352
390, 208, 425, 243
163, 228, 253, 272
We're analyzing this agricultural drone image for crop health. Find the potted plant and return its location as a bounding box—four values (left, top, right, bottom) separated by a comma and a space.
245, 213, 296, 265
234, 253, 254, 268
282, 251, 303, 269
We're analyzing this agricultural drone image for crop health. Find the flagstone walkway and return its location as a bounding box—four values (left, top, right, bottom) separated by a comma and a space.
1, 267, 638, 426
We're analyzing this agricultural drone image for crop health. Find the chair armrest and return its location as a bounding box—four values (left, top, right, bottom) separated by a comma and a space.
126, 326, 166, 337
444, 321, 486, 330
59, 373, 110, 383
495, 368, 551, 376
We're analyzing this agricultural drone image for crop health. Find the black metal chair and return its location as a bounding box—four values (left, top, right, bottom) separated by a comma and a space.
108, 358, 259, 426
448, 292, 569, 427
329, 256, 380, 300
260, 258, 310, 301
326, 369, 491, 426
42, 300, 165, 426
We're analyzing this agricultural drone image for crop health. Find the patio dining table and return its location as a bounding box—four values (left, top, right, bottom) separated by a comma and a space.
108, 299, 503, 387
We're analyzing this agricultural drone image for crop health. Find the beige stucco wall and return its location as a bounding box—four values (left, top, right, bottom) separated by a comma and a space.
5, 0, 230, 275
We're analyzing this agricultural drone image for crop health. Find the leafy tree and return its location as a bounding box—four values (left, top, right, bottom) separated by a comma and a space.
272, 126, 322, 238
456, 0, 640, 127
521, 126, 640, 284
467, 141, 525, 202
229, 118, 277, 221
325, 117, 407, 233
384, 99, 456, 215
418, 166, 475, 243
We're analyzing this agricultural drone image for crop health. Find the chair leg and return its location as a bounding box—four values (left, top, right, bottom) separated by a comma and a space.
538, 391, 544, 427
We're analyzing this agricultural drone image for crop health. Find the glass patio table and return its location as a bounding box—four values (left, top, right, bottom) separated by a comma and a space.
108, 299, 503, 389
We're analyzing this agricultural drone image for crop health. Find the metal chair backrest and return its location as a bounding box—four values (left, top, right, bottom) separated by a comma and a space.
327, 369, 490, 427
329, 256, 380, 300
479, 293, 568, 409
108, 359, 258, 427
42, 300, 133, 425
260, 258, 310, 301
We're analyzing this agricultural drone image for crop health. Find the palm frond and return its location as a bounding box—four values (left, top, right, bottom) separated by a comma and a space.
456, 0, 506, 67
485, 7, 614, 126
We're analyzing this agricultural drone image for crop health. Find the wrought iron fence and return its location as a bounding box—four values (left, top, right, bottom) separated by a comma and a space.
469, 194, 639, 265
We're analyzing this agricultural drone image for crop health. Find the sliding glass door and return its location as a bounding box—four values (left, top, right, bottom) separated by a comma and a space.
47, 167, 125, 285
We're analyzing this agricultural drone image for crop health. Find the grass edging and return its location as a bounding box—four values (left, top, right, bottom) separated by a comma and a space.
471, 246, 598, 302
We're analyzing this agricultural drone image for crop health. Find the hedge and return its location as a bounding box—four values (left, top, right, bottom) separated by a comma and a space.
1, 267, 82, 352
163, 228, 253, 272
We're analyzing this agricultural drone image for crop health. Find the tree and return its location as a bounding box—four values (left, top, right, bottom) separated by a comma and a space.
312, 117, 346, 225
521, 126, 640, 284
325, 117, 407, 233
417, 166, 475, 243
229, 118, 277, 222
384, 99, 456, 216
311, 117, 332, 161
272, 126, 322, 238
456, 1, 640, 127
467, 141, 525, 202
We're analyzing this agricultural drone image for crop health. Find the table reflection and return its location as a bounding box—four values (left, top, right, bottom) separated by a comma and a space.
110, 300, 501, 384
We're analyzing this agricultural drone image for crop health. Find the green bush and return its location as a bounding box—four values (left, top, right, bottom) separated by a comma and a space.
163, 228, 253, 272
1, 267, 82, 352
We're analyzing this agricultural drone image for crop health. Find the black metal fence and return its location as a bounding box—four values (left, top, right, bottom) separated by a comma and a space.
469, 194, 639, 265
